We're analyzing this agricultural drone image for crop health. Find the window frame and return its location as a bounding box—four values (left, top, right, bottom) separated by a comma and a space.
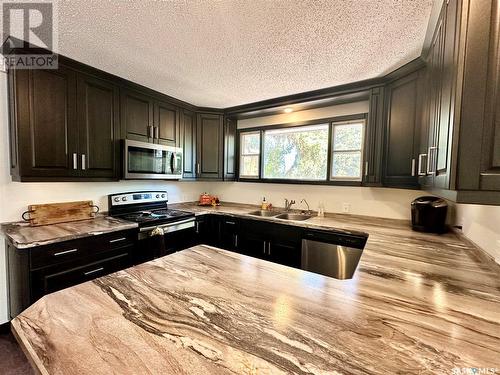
237, 113, 368, 186
238, 131, 261, 179
329, 119, 366, 182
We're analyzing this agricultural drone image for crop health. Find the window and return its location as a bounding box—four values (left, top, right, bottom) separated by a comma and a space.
330, 120, 365, 180
263, 124, 329, 180
238, 116, 366, 183
239, 131, 260, 178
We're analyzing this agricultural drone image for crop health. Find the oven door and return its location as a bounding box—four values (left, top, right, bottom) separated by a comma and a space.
134, 218, 196, 264
124, 139, 183, 179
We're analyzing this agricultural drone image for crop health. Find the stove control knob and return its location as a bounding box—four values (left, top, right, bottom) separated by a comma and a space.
121, 197, 127, 202
161, 194, 166, 198
114, 197, 120, 202
156, 194, 160, 198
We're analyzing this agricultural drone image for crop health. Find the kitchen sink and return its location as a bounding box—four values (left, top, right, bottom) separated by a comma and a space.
248, 210, 281, 217
275, 213, 312, 221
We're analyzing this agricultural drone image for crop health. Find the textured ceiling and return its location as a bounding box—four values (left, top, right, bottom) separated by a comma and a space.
56, 0, 433, 108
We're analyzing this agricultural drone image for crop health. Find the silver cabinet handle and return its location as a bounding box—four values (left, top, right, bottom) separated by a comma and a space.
148, 125, 154, 138
365, 161, 369, 177
54, 248, 78, 257
418, 154, 427, 176
411, 158, 416, 177
81, 154, 86, 170
225, 221, 236, 225
109, 237, 126, 243
84, 267, 104, 276
267, 242, 271, 255
195, 221, 199, 234
234, 234, 238, 248
263, 241, 266, 255
154, 126, 159, 139
73, 153, 77, 170
197, 163, 201, 175
427, 146, 437, 175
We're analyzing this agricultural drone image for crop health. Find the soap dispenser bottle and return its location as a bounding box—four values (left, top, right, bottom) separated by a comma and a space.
261, 197, 268, 210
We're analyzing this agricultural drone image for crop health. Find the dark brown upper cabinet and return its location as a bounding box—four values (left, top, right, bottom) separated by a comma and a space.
154, 100, 179, 146
9, 66, 78, 181
77, 74, 120, 179
364, 86, 385, 186
8, 64, 121, 181
418, 0, 500, 203
382, 71, 423, 188
196, 112, 224, 179
120, 88, 155, 143
180, 109, 196, 178
224, 117, 237, 181
121, 88, 179, 146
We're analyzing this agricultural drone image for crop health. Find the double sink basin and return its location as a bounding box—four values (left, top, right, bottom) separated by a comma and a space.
248, 210, 312, 221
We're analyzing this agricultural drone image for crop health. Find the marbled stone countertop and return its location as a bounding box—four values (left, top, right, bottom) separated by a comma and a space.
12, 242, 500, 374
1, 216, 138, 249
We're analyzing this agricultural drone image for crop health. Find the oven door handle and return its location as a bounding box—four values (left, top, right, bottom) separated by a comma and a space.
140, 217, 195, 232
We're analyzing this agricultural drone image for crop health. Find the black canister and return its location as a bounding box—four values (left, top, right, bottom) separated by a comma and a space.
411, 196, 448, 233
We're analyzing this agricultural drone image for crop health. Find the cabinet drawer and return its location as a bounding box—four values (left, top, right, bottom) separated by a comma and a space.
30, 238, 90, 270
87, 230, 136, 254
41, 252, 130, 296
30, 230, 136, 270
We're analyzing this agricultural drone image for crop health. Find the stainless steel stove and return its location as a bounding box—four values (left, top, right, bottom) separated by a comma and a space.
108, 191, 195, 263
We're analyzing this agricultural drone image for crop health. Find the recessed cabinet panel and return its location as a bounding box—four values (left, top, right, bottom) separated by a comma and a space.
11, 66, 79, 179
181, 110, 196, 178
155, 100, 178, 146
77, 74, 119, 178
121, 89, 154, 142
383, 72, 421, 187
196, 113, 223, 179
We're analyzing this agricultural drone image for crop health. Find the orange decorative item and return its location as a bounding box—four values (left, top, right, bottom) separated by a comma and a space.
198, 193, 212, 206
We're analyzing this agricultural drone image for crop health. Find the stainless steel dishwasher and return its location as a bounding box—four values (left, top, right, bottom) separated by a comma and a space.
301, 230, 368, 280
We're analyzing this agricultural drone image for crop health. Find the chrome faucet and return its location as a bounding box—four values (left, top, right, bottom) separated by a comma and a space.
300, 198, 311, 214
284, 199, 296, 211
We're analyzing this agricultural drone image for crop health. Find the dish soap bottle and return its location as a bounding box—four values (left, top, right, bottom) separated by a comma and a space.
261, 197, 269, 210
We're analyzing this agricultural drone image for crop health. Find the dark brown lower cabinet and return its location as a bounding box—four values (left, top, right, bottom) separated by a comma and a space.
6, 229, 137, 318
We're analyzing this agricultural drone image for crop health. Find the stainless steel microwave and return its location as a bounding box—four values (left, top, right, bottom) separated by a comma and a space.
124, 140, 183, 180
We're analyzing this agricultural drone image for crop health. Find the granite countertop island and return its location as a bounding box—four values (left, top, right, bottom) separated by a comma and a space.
12, 236, 500, 374
1, 216, 138, 249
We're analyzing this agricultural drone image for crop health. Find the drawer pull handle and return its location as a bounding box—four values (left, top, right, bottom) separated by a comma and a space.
84, 267, 104, 276
109, 237, 127, 243
225, 221, 236, 225
54, 248, 78, 257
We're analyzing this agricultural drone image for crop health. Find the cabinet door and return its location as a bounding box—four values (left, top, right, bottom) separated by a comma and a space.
238, 220, 267, 259
120, 88, 154, 143
13, 66, 78, 178
383, 72, 422, 188
154, 100, 179, 146
181, 110, 196, 178
196, 113, 224, 179
364, 87, 384, 185
219, 217, 239, 251
77, 74, 120, 179
224, 117, 237, 180
268, 224, 301, 268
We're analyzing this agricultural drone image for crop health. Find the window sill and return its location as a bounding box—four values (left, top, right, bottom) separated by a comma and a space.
237, 178, 364, 187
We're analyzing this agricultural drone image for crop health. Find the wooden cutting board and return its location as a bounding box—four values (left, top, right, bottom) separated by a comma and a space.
23, 201, 98, 226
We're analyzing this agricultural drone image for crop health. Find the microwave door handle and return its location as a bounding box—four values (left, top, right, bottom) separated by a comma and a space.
170, 153, 175, 173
